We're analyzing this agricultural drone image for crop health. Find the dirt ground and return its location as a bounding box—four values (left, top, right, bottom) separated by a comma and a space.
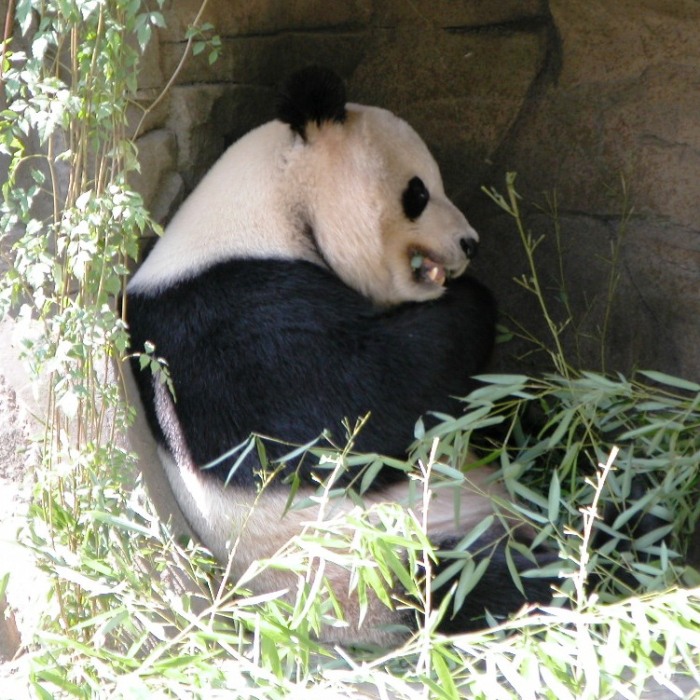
0, 319, 48, 697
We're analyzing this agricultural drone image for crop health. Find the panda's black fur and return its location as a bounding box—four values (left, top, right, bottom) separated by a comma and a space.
127, 259, 496, 487
125, 67, 557, 644
277, 65, 348, 139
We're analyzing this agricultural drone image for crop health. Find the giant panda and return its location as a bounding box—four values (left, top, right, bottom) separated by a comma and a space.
124, 67, 556, 645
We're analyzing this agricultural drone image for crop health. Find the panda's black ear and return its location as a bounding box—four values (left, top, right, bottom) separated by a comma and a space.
277, 66, 347, 139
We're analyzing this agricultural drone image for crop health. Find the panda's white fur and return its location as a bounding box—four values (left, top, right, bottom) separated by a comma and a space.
129, 105, 478, 306
125, 68, 553, 645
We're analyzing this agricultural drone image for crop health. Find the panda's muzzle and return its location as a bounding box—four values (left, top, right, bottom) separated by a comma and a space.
410, 234, 478, 288
410, 251, 445, 285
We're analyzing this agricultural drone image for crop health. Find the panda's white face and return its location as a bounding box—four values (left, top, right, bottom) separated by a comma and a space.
129, 93, 479, 307
288, 105, 479, 305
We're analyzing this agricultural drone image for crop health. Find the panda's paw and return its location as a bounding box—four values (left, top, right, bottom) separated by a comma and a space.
426, 535, 558, 634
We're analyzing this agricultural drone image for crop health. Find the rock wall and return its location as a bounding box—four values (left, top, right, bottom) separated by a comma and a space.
134, 0, 700, 378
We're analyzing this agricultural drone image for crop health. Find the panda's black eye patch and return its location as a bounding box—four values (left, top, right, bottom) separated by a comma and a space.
402, 176, 430, 221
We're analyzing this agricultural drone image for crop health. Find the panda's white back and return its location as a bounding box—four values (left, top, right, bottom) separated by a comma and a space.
129, 120, 312, 293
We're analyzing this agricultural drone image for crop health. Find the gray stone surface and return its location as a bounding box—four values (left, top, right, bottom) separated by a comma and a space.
160, 32, 368, 88
131, 129, 180, 216
0, 374, 25, 665
0, 321, 50, 687
165, 84, 277, 190
372, 0, 547, 27
159, 0, 372, 40
350, 24, 548, 201
479, 0, 700, 377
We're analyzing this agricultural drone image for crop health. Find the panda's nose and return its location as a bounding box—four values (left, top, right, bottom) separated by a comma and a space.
460, 237, 479, 260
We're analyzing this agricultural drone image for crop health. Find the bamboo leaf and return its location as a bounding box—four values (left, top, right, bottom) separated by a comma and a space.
639, 370, 700, 393
548, 470, 561, 524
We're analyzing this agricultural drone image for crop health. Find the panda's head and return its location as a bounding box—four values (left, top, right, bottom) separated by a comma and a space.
277, 67, 479, 305
129, 67, 480, 306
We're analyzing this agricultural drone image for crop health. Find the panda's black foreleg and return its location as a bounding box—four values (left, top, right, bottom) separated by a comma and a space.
425, 534, 559, 634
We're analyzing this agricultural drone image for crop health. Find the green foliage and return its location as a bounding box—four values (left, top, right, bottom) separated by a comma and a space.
483, 173, 634, 376
18, 372, 700, 698
0, 0, 164, 691
186, 21, 222, 65
1, 3, 699, 698
132, 339, 175, 399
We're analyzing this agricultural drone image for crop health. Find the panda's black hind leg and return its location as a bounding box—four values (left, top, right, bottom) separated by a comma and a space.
427, 534, 559, 634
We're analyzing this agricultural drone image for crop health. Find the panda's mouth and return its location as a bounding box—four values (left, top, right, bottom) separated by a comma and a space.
410, 251, 446, 286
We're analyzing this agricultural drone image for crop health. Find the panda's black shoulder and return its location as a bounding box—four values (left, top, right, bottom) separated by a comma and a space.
128, 258, 369, 333
277, 66, 347, 138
